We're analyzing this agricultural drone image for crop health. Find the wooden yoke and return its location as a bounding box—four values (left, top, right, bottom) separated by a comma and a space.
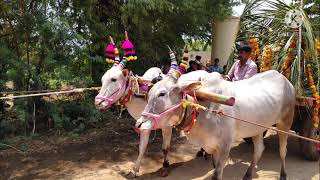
184, 82, 235, 106
188, 90, 235, 106
136, 77, 152, 85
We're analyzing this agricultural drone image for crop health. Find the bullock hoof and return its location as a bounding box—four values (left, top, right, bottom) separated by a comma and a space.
160, 168, 169, 177
126, 171, 137, 179
204, 152, 210, 160
242, 176, 252, 180
279, 174, 287, 180
242, 173, 252, 180
196, 150, 204, 157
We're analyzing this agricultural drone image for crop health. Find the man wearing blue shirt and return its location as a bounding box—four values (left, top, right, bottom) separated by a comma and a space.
209, 58, 223, 73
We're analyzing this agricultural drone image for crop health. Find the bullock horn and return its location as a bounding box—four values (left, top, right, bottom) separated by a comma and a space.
121, 31, 137, 62
167, 45, 178, 75
171, 48, 189, 79
109, 36, 114, 44
118, 57, 127, 70
105, 36, 121, 66
187, 90, 235, 106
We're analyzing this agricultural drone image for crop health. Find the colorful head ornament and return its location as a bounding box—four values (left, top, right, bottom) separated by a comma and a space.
121, 31, 137, 61
105, 36, 115, 63
172, 48, 189, 79
167, 45, 178, 75
105, 36, 121, 66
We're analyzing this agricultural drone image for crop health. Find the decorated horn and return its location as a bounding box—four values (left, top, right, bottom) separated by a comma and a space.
118, 57, 127, 70
171, 48, 189, 79
105, 36, 121, 66
121, 31, 137, 62
167, 45, 178, 75
187, 90, 235, 106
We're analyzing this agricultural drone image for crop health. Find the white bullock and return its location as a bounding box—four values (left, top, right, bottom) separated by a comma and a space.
95, 65, 174, 178
137, 70, 295, 180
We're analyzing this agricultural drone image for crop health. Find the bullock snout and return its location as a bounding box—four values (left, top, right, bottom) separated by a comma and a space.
95, 97, 110, 110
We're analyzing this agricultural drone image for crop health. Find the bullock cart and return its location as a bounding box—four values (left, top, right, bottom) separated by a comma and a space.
293, 96, 319, 161
219, 4, 320, 160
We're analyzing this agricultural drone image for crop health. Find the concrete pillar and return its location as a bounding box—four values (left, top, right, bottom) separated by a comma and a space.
211, 16, 240, 66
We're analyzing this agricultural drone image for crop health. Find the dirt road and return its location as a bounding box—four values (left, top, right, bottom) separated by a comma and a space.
0, 124, 319, 180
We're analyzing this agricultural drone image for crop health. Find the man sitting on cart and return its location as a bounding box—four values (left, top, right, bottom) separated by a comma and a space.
224, 45, 257, 81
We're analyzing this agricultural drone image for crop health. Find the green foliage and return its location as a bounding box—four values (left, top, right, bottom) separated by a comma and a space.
0, 0, 235, 139
235, 0, 319, 93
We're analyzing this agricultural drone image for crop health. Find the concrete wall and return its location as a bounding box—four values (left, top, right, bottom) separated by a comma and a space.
211, 16, 240, 66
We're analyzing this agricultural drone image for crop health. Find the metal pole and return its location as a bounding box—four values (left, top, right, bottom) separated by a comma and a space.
297, 0, 303, 95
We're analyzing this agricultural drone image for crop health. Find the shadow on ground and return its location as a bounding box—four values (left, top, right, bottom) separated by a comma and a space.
0, 125, 319, 180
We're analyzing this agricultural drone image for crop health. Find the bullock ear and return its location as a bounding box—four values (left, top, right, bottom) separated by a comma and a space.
183, 81, 202, 92
122, 69, 129, 77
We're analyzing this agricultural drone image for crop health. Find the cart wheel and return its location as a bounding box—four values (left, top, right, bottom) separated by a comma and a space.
299, 114, 319, 161
244, 131, 268, 144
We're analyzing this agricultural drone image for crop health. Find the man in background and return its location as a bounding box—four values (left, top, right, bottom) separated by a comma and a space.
225, 45, 257, 81
209, 58, 223, 74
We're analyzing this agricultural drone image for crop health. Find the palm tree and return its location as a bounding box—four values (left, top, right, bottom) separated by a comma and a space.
235, 0, 319, 95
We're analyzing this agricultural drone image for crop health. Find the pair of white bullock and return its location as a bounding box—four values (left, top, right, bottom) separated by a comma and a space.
95, 59, 295, 180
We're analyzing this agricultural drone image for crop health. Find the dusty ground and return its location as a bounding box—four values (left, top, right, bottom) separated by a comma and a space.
0, 118, 319, 180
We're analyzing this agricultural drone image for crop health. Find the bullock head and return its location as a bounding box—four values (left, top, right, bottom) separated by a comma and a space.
135, 75, 203, 129
95, 34, 132, 110
135, 48, 191, 129
136, 69, 235, 130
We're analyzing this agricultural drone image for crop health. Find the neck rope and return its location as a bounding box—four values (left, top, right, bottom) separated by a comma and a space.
141, 92, 206, 131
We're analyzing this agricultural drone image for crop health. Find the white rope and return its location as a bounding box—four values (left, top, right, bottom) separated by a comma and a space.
0, 87, 101, 100
208, 109, 320, 144
0, 90, 51, 94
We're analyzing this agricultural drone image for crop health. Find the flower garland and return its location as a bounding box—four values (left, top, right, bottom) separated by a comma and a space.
306, 64, 319, 128
281, 40, 296, 79
261, 46, 272, 72
248, 38, 262, 70
316, 38, 320, 55
248, 38, 257, 60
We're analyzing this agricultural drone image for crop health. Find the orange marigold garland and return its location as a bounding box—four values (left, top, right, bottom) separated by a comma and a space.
261, 46, 272, 72
281, 40, 296, 79
248, 38, 262, 71
248, 38, 257, 60
306, 64, 319, 128
316, 38, 320, 54
255, 43, 262, 67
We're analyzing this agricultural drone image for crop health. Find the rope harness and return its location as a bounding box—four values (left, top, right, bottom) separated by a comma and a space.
141, 92, 320, 144
1, 83, 319, 144
96, 79, 128, 106
96, 73, 150, 110
178, 100, 320, 144
175, 92, 206, 133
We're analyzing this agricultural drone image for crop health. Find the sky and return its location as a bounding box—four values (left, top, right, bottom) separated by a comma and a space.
232, 0, 293, 16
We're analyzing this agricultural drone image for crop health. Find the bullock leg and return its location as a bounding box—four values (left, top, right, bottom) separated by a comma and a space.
243, 134, 265, 180
277, 109, 294, 180
196, 148, 205, 157
212, 148, 230, 180
197, 148, 210, 160
160, 127, 172, 177
126, 129, 151, 179
277, 131, 288, 180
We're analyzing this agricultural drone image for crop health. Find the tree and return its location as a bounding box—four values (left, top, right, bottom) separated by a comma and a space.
0, 0, 236, 137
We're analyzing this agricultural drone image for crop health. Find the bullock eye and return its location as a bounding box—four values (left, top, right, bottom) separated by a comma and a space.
111, 78, 117, 82
158, 92, 166, 97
